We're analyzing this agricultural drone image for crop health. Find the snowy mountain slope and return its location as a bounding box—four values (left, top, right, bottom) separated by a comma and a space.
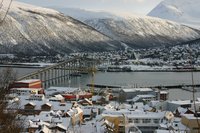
51, 7, 200, 49
84, 16, 200, 48
49, 7, 120, 21
0, 1, 123, 55
148, 0, 200, 28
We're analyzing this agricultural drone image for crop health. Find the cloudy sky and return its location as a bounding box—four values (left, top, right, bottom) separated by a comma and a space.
16, 0, 163, 15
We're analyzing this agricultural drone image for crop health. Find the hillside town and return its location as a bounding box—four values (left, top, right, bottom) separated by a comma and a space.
4, 79, 200, 133
1, 0, 200, 133
1, 42, 200, 71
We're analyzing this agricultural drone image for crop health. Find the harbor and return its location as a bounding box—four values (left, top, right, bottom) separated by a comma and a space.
1, 58, 200, 133
2, 65, 200, 100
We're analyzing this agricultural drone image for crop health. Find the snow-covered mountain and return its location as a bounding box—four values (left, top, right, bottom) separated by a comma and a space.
1, 1, 200, 55
84, 16, 200, 48
148, 0, 200, 28
51, 7, 200, 49
49, 7, 120, 21
0, 1, 123, 55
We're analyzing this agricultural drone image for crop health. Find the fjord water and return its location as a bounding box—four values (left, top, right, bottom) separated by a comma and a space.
2, 67, 200, 100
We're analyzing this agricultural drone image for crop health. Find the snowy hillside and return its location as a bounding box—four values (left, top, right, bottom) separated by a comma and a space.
52, 7, 200, 49
0, 1, 123, 55
49, 7, 120, 21
84, 16, 200, 48
148, 0, 200, 28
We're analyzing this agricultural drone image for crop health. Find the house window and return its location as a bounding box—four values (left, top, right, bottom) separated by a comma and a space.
134, 119, 140, 123
118, 126, 125, 133
119, 120, 124, 124
142, 119, 151, 123
153, 119, 159, 124
128, 118, 133, 123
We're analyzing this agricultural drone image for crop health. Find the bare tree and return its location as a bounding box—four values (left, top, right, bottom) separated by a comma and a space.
0, 67, 24, 133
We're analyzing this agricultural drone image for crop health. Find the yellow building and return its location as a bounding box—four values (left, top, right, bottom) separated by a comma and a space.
101, 114, 141, 133
181, 114, 200, 133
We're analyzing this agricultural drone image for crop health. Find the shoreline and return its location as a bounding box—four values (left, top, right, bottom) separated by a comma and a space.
100, 69, 200, 72
0, 64, 200, 72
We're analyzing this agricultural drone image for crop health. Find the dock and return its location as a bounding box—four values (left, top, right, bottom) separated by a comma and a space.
86, 84, 121, 88
87, 83, 200, 92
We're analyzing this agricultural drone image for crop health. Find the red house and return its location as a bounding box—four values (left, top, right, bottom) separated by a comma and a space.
12, 79, 42, 88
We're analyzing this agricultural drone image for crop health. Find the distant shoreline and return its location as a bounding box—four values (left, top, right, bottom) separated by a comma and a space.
1, 64, 200, 72
0, 64, 45, 68
130, 69, 200, 72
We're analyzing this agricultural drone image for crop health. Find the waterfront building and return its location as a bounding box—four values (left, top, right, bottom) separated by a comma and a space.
11, 87, 44, 95
159, 100, 193, 112
120, 88, 154, 101
127, 94, 156, 103
181, 114, 200, 133
45, 86, 79, 98
11, 79, 42, 88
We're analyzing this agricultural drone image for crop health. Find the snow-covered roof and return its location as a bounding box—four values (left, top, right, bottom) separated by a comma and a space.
160, 91, 168, 94
37, 125, 50, 133
51, 123, 67, 130
82, 107, 98, 115
46, 86, 79, 96
182, 114, 200, 120
92, 95, 102, 101
148, 100, 160, 107
49, 94, 64, 101
25, 102, 36, 106
31, 117, 69, 133
54, 94, 64, 99
155, 129, 172, 133
83, 98, 93, 105
137, 94, 155, 97
130, 95, 155, 102
15, 79, 41, 83
127, 111, 166, 119
175, 107, 187, 114
168, 100, 192, 105
103, 109, 167, 119
42, 103, 52, 107
19, 98, 72, 111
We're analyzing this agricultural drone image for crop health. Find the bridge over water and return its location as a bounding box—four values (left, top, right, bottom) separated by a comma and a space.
17, 57, 100, 88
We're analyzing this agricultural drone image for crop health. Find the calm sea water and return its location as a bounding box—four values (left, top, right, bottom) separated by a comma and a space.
1, 67, 200, 100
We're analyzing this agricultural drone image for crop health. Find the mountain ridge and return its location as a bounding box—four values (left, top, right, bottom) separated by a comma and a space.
84, 16, 200, 49
148, 0, 200, 28
51, 6, 200, 49
0, 1, 123, 55
0, 1, 200, 56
